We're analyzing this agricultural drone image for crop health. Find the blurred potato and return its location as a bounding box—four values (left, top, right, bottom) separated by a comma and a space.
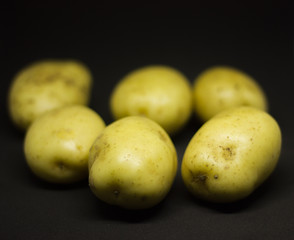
8, 60, 92, 130
192, 66, 268, 122
24, 105, 106, 184
110, 65, 193, 135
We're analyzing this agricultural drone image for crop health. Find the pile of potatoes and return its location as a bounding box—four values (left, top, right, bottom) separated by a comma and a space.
8, 60, 282, 209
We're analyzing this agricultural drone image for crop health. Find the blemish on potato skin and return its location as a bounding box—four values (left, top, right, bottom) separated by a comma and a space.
55, 161, 66, 171
113, 190, 120, 198
190, 170, 208, 185
157, 130, 168, 143
219, 145, 236, 161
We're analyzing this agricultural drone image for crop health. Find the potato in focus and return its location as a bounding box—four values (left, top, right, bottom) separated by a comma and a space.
181, 107, 282, 203
89, 116, 178, 209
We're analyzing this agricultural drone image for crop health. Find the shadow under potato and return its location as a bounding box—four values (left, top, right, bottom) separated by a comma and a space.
88, 193, 167, 223
26, 168, 89, 191
185, 170, 279, 214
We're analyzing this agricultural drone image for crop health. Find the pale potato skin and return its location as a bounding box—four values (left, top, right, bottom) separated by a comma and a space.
8, 60, 92, 130
89, 116, 178, 209
181, 107, 281, 203
110, 65, 193, 135
24, 105, 105, 184
193, 66, 268, 122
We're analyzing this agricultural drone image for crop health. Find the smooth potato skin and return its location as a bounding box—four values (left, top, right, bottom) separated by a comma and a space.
181, 107, 281, 203
110, 65, 193, 135
89, 116, 178, 209
8, 60, 92, 130
193, 66, 268, 122
24, 105, 105, 184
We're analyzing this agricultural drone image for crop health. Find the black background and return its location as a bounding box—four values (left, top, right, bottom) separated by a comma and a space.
1, 1, 294, 239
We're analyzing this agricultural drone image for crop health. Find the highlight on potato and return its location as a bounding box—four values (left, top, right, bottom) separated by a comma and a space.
8, 59, 93, 130
192, 66, 268, 122
88, 116, 178, 209
181, 106, 282, 203
24, 105, 105, 184
110, 65, 193, 135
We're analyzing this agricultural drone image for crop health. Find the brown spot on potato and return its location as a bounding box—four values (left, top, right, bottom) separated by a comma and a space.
157, 130, 168, 143
191, 171, 208, 185
219, 145, 236, 161
113, 190, 120, 198
55, 161, 67, 171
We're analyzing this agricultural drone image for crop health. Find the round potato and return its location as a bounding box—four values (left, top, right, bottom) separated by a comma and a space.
181, 107, 281, 203
110, 65, 193, 135
24, 105, 105, 184
193, 66, 268, 122
8, 60, 92, 130
89, 116, 178, 209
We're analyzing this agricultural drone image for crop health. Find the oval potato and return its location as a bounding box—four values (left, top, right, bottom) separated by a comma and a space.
89, 116, 178, 209
110, 65, 193, 135
193, 66, 268, 122
181, 107, 282, 203
8, 60, 92, 130
24, 105, 105, 184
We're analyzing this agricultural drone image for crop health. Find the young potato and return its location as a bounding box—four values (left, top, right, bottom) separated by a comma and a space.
24, 105, 105, 184
193, 66, 268, 122
110, 65, 193, 135
89, 116, 178, 209
8, 60, 92, 130
181, 107, 281, 203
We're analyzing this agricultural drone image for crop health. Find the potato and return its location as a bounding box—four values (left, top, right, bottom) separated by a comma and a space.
24, 105, 105, 184
8, 60, 92, 130
193, 66, 268, 122
181, 107, 281, 203
89, 116, 178, 209
110, 65, 193, 135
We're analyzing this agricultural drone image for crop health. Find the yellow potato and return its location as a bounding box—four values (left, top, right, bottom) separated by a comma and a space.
181, 107, 281, 203
110, 65, 193, 135
24, 105, 105, 184
8, 60, 92, 130
193, 66, 268, 122
89, 116, 177, 209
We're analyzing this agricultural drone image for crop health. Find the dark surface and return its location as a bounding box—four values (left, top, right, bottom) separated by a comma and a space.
1, 1, 294, 239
